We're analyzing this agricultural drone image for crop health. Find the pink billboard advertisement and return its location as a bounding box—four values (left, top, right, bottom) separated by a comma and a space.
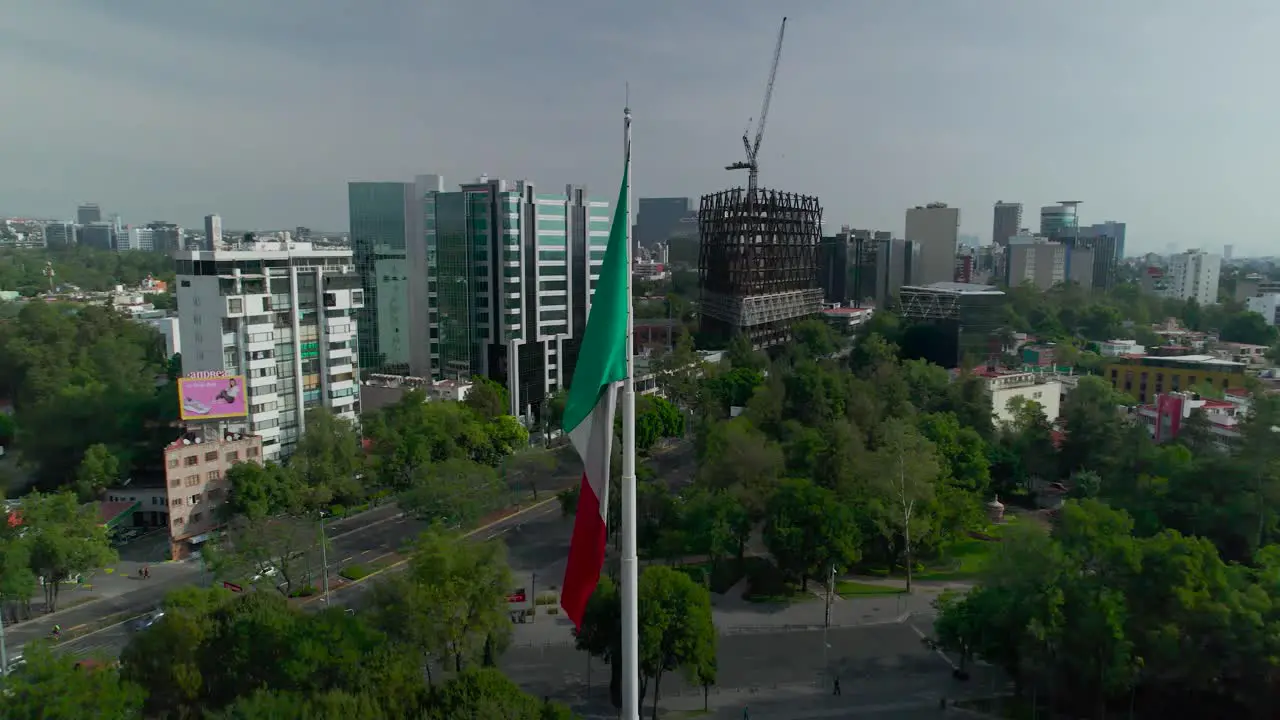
178, 376, 248, 421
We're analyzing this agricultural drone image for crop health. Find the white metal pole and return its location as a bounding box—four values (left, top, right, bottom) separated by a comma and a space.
620, 98, 641, 720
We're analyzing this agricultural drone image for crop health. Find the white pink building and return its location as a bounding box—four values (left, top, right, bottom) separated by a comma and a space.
1135, 390, 1249, 448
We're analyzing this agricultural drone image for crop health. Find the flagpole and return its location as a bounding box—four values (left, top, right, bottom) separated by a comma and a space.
619, 96, 641, 720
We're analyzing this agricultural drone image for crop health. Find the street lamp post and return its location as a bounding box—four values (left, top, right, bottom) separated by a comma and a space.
319, 511, 330, 604
0, 607, 9, 677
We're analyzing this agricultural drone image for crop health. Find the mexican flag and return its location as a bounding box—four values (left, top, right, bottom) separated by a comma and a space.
560, 161, 631, 630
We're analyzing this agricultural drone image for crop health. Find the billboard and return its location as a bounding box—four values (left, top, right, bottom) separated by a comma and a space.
178, 376, 247, 421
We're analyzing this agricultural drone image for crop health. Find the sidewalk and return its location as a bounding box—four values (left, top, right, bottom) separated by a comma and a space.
5, 571, 194, 650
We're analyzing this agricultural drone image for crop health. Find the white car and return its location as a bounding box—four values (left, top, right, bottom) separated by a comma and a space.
132, 609, 165, 632
251, 564, 278, 582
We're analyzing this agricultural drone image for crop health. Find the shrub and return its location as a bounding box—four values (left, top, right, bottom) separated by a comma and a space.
288, 585, 318, 598
534, 592, 558, 606
340, 564, 370, 581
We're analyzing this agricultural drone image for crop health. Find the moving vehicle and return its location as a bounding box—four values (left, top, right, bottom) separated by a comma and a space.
132, 609, 165, 632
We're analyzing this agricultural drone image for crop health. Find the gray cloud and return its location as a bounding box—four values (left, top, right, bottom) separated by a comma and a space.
3, 0, 1278, 254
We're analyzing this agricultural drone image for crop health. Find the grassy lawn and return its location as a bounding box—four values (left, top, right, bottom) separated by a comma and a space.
915, 518, 1025, 581
835, 580, 904, 597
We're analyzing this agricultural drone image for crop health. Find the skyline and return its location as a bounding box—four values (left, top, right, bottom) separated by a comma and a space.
4, 1, 1278, 254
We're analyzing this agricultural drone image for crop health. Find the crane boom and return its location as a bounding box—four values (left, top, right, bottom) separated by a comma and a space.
752, 17, 787, 163
725, 17, 788, 199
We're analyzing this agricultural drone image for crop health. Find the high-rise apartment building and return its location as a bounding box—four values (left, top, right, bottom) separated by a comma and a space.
204, 214, 223, 251
1224, 244, 1234, 262
1166, 250, 1221, 306
410, 176, 611, 420
847, 229, 892, 308
44, 222, 76, 248
349, 180, 427, 374
173, 241, 363, 461
1005, 234, 1066, 290
992, 201, 1022, 247
904, 203, 960, 285
77, 203, 102, 225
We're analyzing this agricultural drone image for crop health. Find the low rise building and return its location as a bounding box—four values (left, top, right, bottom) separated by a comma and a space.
1102, 354, 1247, 403
1135, 390, 1246, 448
972, 367, 1065, 424
163, 428, 263, 560
359, 375, 474, 414
1097, 339, 1145, 357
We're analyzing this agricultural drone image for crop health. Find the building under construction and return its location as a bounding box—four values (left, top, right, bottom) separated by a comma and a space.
697, 187, 824, 348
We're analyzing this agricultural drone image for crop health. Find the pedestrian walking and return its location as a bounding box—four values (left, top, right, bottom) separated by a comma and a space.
833, 677, 841, 696
143, 566, 150, 579
138, 568, 144, 580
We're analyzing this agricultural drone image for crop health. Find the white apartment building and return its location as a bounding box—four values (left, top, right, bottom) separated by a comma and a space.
984, 370, 1064, 425
173, 242, 363, 460
1246, 294, 1280, 326
119, 227, 155, 252
1165, 250, 1221, 306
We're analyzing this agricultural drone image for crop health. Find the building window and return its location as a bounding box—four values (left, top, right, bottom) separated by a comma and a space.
167, 457, 179, 469
207, 470, 220, 482
190, 494, 202, 505
173, 517, 184, 527
171, 498, 183, 507
183, 455, 199, 467
204, 451, 218, 462
225, 451, 240, 463
229, 298, 243, 313
247, 447, 259, 458
170, 478, 181, 488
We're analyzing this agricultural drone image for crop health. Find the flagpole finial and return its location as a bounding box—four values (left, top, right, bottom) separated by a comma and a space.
624, 82, 631, 118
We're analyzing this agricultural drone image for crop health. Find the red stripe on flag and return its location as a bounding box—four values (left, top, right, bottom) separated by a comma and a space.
561, 472, 607, 629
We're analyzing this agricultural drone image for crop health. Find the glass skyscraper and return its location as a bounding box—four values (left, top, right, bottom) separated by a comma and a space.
348, 182, 416, 374
417, 177, 610, 421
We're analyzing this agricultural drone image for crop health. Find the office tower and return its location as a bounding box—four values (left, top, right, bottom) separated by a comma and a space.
1067, 246, 1095, 289
818, 233, 851, 305
79, 222, 115, 250
1080, 221, 1126, 261
348, 181, 424, 374
848, 229, 891, 308
44, 222, 76, 248
635, 197, 696, 248
1039, 202, 1081, 240
1081, 234, 1117, 292
412, 176, 610, 420
77, 203, 102, 225
992, 201, 1022, 247
119, 227, 155, 252
173, 241, 363, 461
1224, 244, 1234, 262
699, 189, 823, 348
897, 282, 1005, 368
204, 214, 223, 251
1005, 234, 1066, 290
1166, 250, 1221, 306
904, 202, 960, 285
146, 222, 183, 253
874, 237, 921, 309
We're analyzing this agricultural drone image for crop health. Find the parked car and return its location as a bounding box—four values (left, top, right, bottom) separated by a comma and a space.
251, 564, 278, 582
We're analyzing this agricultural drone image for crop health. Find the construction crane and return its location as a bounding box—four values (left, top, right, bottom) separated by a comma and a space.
727, 17, 788, 199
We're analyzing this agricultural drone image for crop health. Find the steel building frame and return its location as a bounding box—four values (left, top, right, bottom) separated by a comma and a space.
697, 187, 823, 347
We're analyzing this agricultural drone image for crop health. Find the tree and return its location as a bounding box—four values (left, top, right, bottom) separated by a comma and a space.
289, 408, 366, 508
634, 395, 684, 452
424, 669, 574, 720
464, 376, 510, 419
399, 458, 507, 529
366, 532, 513, 679
696, 416, 784, 509
503, 448, 557, 501
214, 514, 316, 596
0, 535, 37, 623
683, 489, 751, 572
762, 478, 861, 590
0, 411, 14, 446
222, 461, 305, 521
21, 491, 117, 611
1219, 311, 1278, 345
73, 443, 121, 501
575, 576, 624, 709
2, 644, 145, 719
870, 419, 942, 592
790, 317, 840, 358
212, 690, 391, 720
637, 566, 718, 720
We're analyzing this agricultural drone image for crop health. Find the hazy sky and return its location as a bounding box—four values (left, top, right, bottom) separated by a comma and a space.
4, 1, 1278, 255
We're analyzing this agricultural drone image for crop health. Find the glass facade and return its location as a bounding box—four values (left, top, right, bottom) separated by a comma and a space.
349, 182, 412, 374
